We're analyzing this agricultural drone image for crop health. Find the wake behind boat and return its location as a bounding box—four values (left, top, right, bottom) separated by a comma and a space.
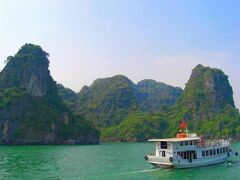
145, 121, 239, 169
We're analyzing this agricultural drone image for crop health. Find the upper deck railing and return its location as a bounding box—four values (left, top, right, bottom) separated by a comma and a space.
197, 139, 229, 148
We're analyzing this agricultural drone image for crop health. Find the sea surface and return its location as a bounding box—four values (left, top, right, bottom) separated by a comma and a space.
0, 142, 239, 180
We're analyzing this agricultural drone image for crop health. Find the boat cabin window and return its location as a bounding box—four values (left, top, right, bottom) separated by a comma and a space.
159, 141, 168, 149
177, 151, 197, 160
213, 149, 216, 155
180, 140, 197, 146
202, 148, 223, 158
162, 151, 166, 157
181, 151, 184, 157
177, 152, 180, 157
183, 152, 187, 159
189, 140, 192, 145
206, 150, 209, 156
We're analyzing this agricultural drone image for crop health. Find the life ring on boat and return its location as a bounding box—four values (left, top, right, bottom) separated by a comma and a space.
188, 159, 192, 163
235, 152, 239, 156
144, 156, 148, 160
169, 157, 173, 162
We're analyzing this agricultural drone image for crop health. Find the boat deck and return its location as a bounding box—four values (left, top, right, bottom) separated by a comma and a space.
148, 137, 200, 142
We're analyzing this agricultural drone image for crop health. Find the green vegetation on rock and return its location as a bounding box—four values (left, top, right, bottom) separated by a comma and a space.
101, 112, 168, 142
136, 79, 182, 112
76, 75, 139, 127
3, 44, 238, 143
74, 75, 182, 129
167, 64, 240, 138
0, 44, 99, 144
58, 64, 240, 142
57, 84, 77, 110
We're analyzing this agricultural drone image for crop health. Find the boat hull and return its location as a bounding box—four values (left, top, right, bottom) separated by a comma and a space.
147, 154, 229, 169
173, 156, 228, 169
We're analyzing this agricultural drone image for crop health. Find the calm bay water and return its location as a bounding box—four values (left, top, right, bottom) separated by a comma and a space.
0, 143, 240, 180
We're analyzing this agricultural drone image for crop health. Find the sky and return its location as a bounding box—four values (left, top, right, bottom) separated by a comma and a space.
0, 0, 240, 109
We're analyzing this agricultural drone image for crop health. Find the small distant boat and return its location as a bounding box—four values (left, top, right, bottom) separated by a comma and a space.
145, 121, 239, 169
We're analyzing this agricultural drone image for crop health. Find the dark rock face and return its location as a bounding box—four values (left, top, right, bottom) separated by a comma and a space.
167, 64, 240, 137
0, 44, 52, 97
136, 79, 182, 112
57, 84, 77, 110
178, 64, 235, 118
0, 44, 99, 144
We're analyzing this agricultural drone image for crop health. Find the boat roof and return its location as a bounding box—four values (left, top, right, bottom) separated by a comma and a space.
148, 137, 200, 142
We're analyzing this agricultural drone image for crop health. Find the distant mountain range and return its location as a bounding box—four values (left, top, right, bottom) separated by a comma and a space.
58, 75, 182, 127
58, 65, 240, 142
0, 43, 239, 144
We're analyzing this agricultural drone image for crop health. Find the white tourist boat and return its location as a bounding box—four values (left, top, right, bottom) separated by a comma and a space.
145, 121, 239, 169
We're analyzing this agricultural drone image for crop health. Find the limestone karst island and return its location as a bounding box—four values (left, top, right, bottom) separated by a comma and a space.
1, 44, 239, 145
1, 0, 240, 178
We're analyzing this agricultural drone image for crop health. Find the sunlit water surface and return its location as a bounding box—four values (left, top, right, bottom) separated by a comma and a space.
0, 142, 239, 179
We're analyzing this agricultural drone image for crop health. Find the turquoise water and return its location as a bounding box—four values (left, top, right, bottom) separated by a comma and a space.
0, 143, 239, 180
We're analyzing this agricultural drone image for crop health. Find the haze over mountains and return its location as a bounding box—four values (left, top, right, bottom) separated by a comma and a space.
0, 44, 239, 144
58, 63, 240, 142
1, 0, 240, 112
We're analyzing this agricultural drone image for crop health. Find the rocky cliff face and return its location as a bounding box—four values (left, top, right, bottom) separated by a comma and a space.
136, 79, 182, 112
57, 84, 77, 110
168, 64, 240, 137
177, 64, 235, 119
0, 44, 99, 144
0, 44, 53, 97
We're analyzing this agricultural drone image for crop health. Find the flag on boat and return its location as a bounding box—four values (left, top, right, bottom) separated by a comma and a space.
180, 121, 187, 129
